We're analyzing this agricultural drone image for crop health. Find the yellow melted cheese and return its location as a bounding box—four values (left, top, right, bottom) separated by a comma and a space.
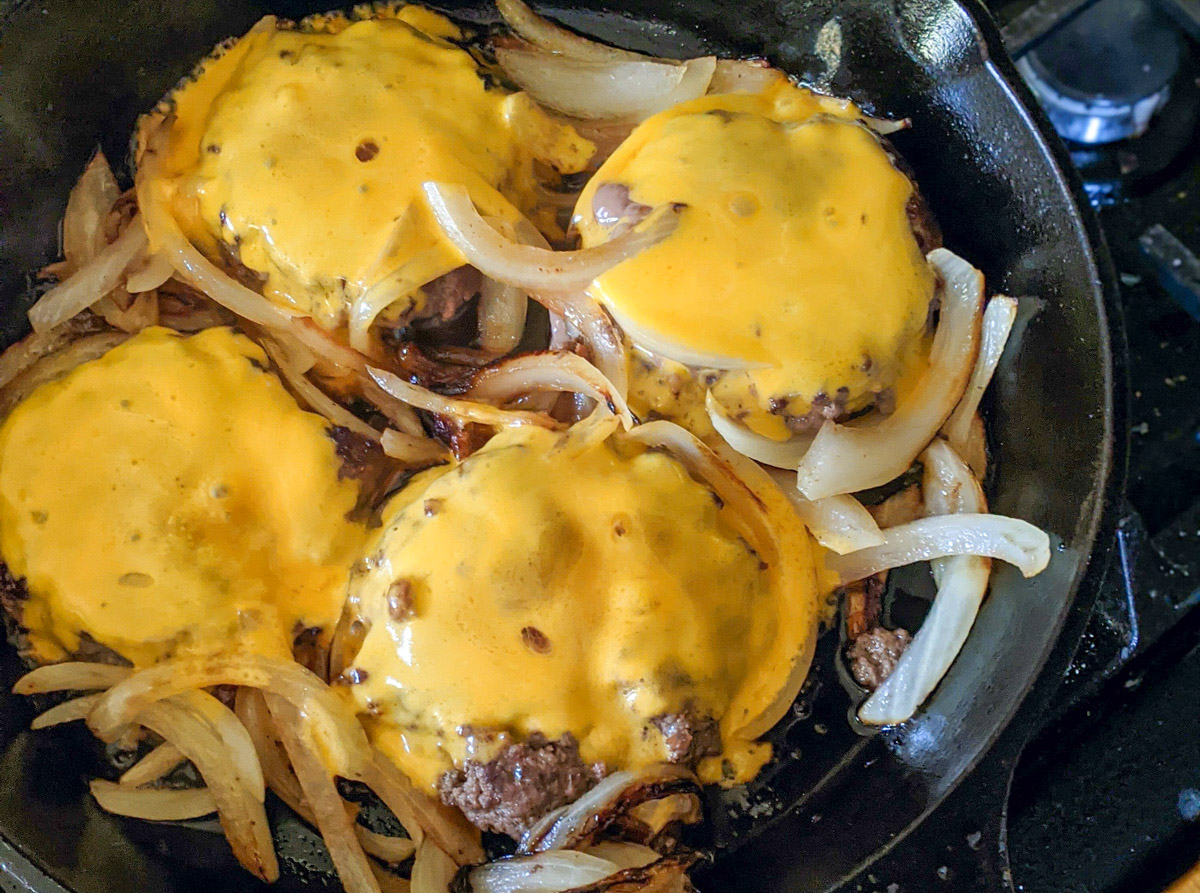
345, 425, 816, 791
0, 327, 366, 667
576, 82, 935, 439
145, 9, 592, 328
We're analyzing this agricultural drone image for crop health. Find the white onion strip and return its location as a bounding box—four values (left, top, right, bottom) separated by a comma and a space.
468, 351, 634, 429
942, 295, 1019, 453
496, 47, 716, 121
29, 215, 148, 334
708, 59, 786, 95
859, 440, 992, 725
266, 696, 380, 893
13, 662, 131, 694
470, 850, 622, 891
536, 291, 630, 400
796, 248, 984, 499
350, 246, 456, 355
380, 428, 454, 466
705, 391, 812, 468
411, 838, 458, 893
86, 654, 371, 781
369, 366, 560, 430
90, 780, 217, 822
137, 695, 277, 881
261, 338, 381, 442
497, 0, 647, 62
365, 750, 485, 866
61, 151, 121, 275
789, 493, 885, 555
479, 275, 529, 358
623, 422, 817, 740
125, 252, 176, 294
121, 742, 187, 788
423, 182, 680, 292
826, 512, 1050, 583
30, 693, 102, 729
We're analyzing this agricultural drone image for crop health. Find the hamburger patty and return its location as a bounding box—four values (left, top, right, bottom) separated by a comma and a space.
437, 732, 605, 838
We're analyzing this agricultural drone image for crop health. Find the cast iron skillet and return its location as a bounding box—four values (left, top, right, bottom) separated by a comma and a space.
0, 0, 1124, 890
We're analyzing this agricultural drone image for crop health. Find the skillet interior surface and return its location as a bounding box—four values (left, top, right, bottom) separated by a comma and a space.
0, 0, 1118, 890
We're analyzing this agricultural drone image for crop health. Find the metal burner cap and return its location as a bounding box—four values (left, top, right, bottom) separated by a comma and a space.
1017, 0, 1182, 145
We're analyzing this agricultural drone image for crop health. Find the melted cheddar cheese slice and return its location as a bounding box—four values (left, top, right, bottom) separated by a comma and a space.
345, 425, 818, 791
576, 82, 935, 439
143, 9, 591, 329
0, 327, 366, 667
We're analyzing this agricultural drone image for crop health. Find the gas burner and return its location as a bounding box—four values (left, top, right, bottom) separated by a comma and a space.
1016, 0, 1182, 144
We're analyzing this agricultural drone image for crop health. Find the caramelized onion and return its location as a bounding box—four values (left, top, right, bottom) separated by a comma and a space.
479, 273, 529, 358
13, 662, 131, 694
497, 0, 646, 62
536, 291, 630, 400
423, 182, 679, 293
369, 366, 561, 430
942, 295, 1018, 457
381, 428, 454, 466
121, 742, 187, 788
90, 780, 217, 821
707, 59, 785, 95
496, 48, 716, 121
858, 440, 992, 725
468, 350, 634, 428
125, 252, 175, 294
30, 693, 102, 729
29, 215, 148, 334
469, 851, 622, 891
411, 839, 458, 893
521, 764, 699, 853
87, 654, 371, 780
266, 695, 380, 893
796, 248, 984, 499
705, 391, 811, 468
62, 151, 121, 275
351, 247, 456, 355
261, 337, 381, 441
826, 511, 1050, 583
365, 750, 485, 866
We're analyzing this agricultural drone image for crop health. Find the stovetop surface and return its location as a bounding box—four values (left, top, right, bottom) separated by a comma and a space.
979, 3, 1200, 888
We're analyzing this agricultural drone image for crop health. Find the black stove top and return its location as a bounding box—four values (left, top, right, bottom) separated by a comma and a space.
848, 0, 1200, 889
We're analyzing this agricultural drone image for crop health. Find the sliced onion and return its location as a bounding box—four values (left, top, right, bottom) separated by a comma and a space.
536, 292, 630, 400
97, 289, 160, 334
468, 350, 633, 428
351, 247, 457, 355
360, 377, 427, 437
356, 828, 417, 865
478, 274, 529, 358
124, 252, 175, 294
137, 695, 277, 881
625, 794, 702, 840
365, 750, 485, 866
796, 248, 984, 499
261, 337, 382, 442
705, 391, 811, 468
30, 693, 102, 729
423, 182, 679, 293
90, 780, 217, 821
0, 332, 129, 420
942, 295, 1018, 453
469, 851, 621, 892
87, 653, 370, 781
369, 366, 560, 430
860, 115, 912, 136
497, 0, 647, 62
266, 696, 380, 893
789, 492, 885, 555
497, 47, 715, 121
583, 842, 661, 870
13, 662, 131, 695
62, 151, 122, 275
859, 440, 992, 725
29, 215, 148, 334
121, 742, 186, 787
521, 764, 698, 853
707, 59, 785, 95
826, 511, 1050, 583
381, 428, 454, 466
959, 412, 988, 480
624, 422, 818, 740
865, 484, 925, 529
411, 839, 458, 893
